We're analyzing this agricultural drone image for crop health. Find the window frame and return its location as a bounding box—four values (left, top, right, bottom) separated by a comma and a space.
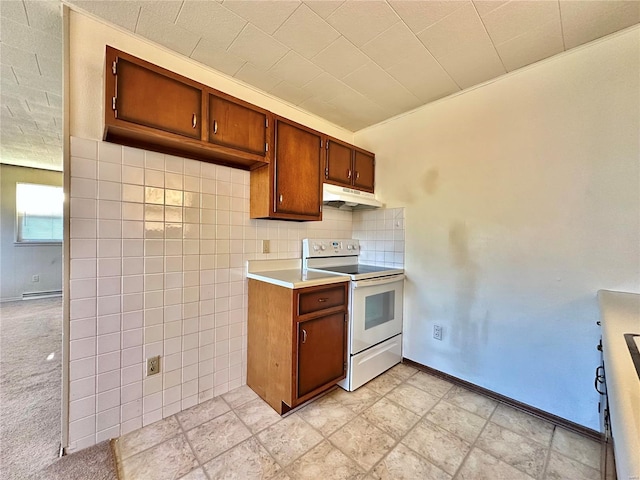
15, 182, 64, 245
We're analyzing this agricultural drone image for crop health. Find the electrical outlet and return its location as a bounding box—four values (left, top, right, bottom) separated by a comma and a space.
32, 275, 39, 282
147, 356, 160, 376
261, 240, 270, 254
433, 324, 443, 341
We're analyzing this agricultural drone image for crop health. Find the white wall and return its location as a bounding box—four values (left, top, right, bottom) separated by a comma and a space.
354, 27, 640, 430
0, 164, 63, 301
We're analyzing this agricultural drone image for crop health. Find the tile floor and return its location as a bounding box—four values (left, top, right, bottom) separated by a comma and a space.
114, 364, 601, 480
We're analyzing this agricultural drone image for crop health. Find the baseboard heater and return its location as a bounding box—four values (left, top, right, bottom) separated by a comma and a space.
22, 290, 62, 300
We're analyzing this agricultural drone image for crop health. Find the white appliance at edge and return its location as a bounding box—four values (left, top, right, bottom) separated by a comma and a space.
302, 239, 404, 391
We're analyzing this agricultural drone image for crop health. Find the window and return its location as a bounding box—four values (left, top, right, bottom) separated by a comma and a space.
16, 183, 63, 243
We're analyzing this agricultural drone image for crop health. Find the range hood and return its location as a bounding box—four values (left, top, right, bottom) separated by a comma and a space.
322, 183, 383, 210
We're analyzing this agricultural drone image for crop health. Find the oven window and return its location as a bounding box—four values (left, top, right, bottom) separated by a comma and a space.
365, 291, 395, 330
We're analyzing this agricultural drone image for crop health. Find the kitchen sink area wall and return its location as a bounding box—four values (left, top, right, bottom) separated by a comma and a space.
354, 26, 640, 431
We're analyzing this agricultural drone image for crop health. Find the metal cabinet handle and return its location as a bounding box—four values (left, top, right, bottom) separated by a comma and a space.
279, 194, 283, 204
347, 169, 351, 179
317, 298, 328, 303
192, 113, 197, 129
213, 120, 218, 134
302, 329, 307, 344
355, 171, 360, 180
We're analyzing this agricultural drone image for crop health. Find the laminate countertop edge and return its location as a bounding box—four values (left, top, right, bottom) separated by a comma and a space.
597, 289, 640, 480
247, 269, 350, 289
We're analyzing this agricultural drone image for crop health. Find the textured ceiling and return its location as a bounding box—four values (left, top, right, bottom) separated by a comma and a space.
1, 0, 62, 171
1, 1, 639, 172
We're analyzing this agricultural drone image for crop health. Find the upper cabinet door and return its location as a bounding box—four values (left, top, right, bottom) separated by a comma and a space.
325, 139, 353, 186
324, 135, 376, 193
208, 94, 267, 156
113, 57, 202, 139
105, 46, 269, 170
274, 119, 323, 220
353, 150, 375, 193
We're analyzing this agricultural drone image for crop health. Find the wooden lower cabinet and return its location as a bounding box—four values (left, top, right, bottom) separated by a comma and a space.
247, 279, 348, 414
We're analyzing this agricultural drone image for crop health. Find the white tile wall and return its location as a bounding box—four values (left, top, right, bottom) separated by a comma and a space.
67, 136, 354, 451
353, 207, 405, 267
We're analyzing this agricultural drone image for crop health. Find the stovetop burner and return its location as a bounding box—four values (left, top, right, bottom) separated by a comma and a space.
314, 264, 400, 276
302, 238, 404, 281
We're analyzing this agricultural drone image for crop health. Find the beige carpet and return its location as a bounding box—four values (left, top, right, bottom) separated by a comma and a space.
0, 297, 62, 479
39, 440, 119, 480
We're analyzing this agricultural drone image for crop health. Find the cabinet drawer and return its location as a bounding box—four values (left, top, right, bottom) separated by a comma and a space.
298, 285, 346, 315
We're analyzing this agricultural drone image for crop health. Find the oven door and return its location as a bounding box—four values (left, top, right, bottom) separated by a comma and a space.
350, 274, 404, 355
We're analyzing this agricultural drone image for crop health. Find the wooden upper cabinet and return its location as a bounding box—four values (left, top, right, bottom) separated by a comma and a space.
325, 137, 375, 193
113, 56, 202, 140
326, 139, 353, 186
275, 119, 323, 218
207, 93, 268, 156
104, 46, 269, 170
250, 116, 323, 221
353, 149, 375, 192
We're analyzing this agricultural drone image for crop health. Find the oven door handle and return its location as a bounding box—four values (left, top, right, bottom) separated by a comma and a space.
353, 274, 405, 288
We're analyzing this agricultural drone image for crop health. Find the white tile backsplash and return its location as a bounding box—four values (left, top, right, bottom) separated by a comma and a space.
67, 136, 359, 450
71, 137, 98, 160
353, 207, 405, 267
123, 147, 144, 167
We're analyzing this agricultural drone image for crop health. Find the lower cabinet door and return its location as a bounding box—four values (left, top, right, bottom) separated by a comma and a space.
297, 312, 346, 398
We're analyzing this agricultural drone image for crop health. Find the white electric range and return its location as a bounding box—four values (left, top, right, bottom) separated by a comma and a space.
302, 239, 404, 391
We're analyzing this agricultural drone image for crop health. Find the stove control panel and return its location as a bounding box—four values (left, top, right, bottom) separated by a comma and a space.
303, 239, 360, 258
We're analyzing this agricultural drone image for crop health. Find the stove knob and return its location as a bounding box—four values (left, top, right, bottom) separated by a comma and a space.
320, 244, 326, 251
312, 244, 319, 252
347, 244, 353, 250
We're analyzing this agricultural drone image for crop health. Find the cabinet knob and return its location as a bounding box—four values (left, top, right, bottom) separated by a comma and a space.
302, 329, 307, 344
192, 113, 197, 129
317, 298, 328, 303
213, 120, 218, 134
279, 194, 283, 204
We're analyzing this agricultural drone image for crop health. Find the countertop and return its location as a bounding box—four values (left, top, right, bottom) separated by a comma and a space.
598, 290, 640, 480
246, 259, 350, 289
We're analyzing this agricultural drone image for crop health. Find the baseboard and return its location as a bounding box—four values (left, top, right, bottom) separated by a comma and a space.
22, 290, 62, 300
0, 296, 23, 303
402, 358, 601, 442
